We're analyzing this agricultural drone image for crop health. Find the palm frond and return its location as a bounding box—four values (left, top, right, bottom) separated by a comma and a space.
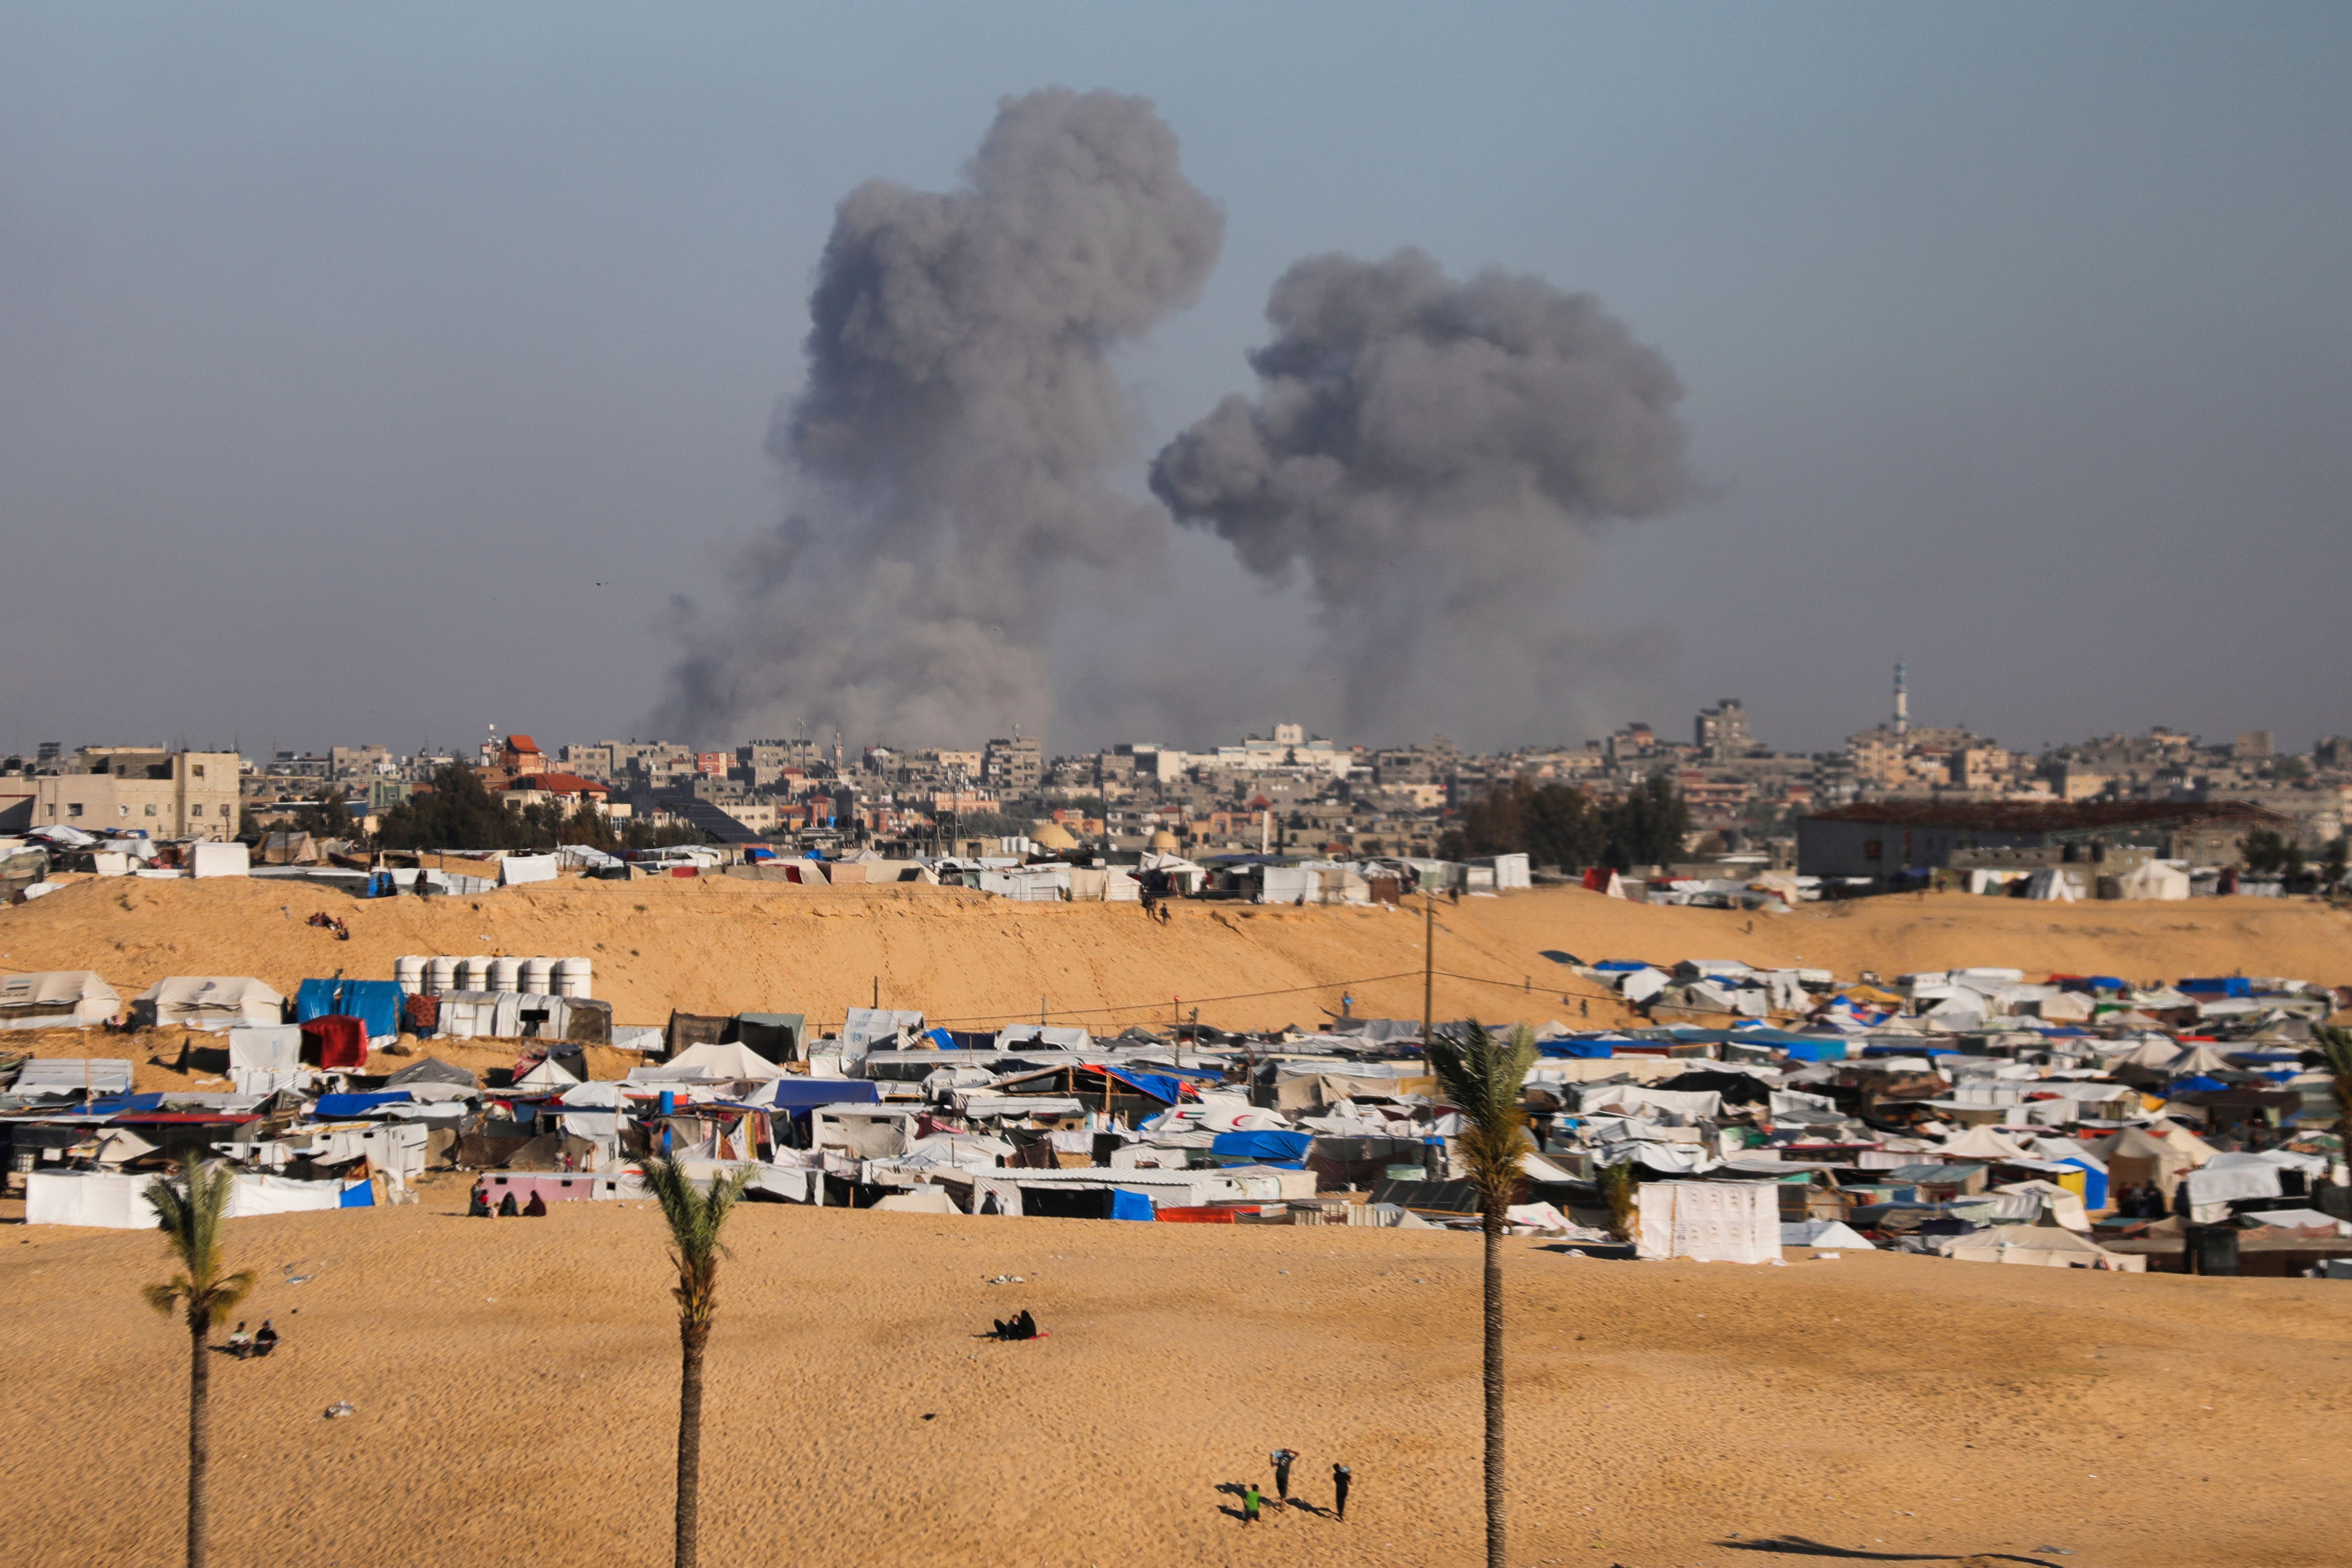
144, 1154, 243, 1327
2318, 1025, 2352, 1082
143, 1278, 190, 1316
1427, 1019, 1538, 1212
640, 1154, 755, 1330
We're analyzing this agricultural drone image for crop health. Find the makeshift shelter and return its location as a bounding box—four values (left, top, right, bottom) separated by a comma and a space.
1939, 1125, 2035, 1162
734, 1013, 806, 1063
2114, 860, 2192, 900
9, 1058, 135, 1098
134, 976, 285, 1031
2094, 1124, 2208, 1202
295, 978, 405, 1043
382, 1056, 478, 1101
1634, 1180, 1780, 1263
0, 971, 121, 1030
2022, 867, 2078, 902
300, 1015, 369, 1070
1942, 1223, 2143, 1271
650, 1041, 786, 1082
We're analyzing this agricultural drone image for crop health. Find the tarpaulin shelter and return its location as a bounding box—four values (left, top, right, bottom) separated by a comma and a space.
134, 976, 285, 1031
295, 978, 405, 1043
0, 971, 121, 1030
1635, 1181, 1780, 1263
9, 1058, 135, 1098
735, 1012, 806, 1063
300, 1015, 368, 1070
1211, 1129, 1313, 1165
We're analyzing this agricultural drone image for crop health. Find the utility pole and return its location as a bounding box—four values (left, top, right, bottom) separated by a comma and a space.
1422, 887, 1435, 1049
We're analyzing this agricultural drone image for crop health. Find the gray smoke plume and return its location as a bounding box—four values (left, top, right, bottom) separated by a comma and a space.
1150, 248, 1692, 740
658, 89, 1223, 743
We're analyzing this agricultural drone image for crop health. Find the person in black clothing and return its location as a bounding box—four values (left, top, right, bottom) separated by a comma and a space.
1332, 1462, 1350, 1521
1015, 1309, 1037, 1339
523, 1189, 549, 1217
253, 1321, 279, 1358
468, 1183, 492, 1218
1270, 1448, 1297, 1504
498, 1192, 520, 1217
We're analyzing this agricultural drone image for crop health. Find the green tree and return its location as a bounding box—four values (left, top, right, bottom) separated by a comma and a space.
2240, 829, 2289, 876
640, 1154, 755, 1568
143, 1158, 257, 1568
1452, 777, 1608, 870
1598, 1159, 1640, 1244
2316, 1026, 2352, 1140
2322, 836, 2349, 891
1424, 1020, 1538, 1568
1603, 771, 1692, 870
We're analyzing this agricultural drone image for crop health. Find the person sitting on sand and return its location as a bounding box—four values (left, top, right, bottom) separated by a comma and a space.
523, 1189, 548, 1217
1015, 1309, 1037, 1339
253, 1321, 279, 1358
468, 1183, 492, 1218
226, 1322, 253, 1359
498, 1192, 520, 1217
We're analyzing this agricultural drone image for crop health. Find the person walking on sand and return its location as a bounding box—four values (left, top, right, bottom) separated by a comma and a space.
1270, 1448, 1297, 1506
1242, 1483, 1261, 1525
1332, 1462, 1351, 1522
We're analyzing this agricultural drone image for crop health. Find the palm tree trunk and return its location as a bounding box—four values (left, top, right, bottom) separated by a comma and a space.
1481, 1205, 1505, 1568
675, 1320, 709, 1568
186, 1310, 211, 1568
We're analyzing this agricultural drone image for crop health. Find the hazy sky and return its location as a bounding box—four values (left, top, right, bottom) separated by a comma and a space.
4, 5, 2348, 759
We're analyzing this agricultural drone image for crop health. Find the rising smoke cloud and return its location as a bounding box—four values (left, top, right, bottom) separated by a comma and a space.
1151, 248, 1693, 740
657, 89, 1222, 744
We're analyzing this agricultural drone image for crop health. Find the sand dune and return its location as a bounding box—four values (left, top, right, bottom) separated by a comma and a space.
0, 1184, 2345, 1566
3, 877, 2346, 1042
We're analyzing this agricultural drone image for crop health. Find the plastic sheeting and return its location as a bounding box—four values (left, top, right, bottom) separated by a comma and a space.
227, 1025, 302, 1071
1635, 1180, 1780, 1263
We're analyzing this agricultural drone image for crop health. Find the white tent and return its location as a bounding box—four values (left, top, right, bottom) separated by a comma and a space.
135, 976, 284, 1031
500, 854, 559, 886
227, 1025, 303, 1071
650, 1041, 785, 1082
1782, 1219, 1875, 1249
187, 841, 249, 878
2115, 860, 2192, 900
1939, 1125, 2035, 1161
0, 971, 121, 1030
1634, 1180, 1780, 1263
11, 1058, 136, 1098
25, 1169, 346, 1227
1942, 1223, 2143, 1270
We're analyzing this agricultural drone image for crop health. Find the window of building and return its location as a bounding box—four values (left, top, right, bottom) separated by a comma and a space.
67, 803, 83, 818
145, 804, 158, 817
118, 804, 131, 817
191, 764, 206, 779
190, 803, 205, 817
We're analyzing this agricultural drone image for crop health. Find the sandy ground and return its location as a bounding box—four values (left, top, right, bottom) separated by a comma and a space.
3, 877, 2347, 1042
0, 1188, 2347, 1567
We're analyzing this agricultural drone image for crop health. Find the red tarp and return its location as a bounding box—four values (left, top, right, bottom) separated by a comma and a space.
300, 1015, 368, 1070
1153, 1206, 1237, 1224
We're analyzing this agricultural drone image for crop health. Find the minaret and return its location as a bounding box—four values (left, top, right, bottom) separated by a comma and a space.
1893, 662, 1909, 738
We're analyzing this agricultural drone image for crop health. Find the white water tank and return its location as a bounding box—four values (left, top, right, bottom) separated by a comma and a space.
426, 956, 458, 994
488, 956, 523, 994
521, 957, 554, 994
458, 955, 495, 992
393, 956, 426, 995
554, 958, 593, 999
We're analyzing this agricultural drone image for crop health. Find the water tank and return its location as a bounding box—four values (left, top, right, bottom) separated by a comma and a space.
521, 957, 554, 994
393, 956, 426, 995
489, 957, 523, 994
426, 956, 459, 995
554, 958, 593, 999
458, 955, 495, 992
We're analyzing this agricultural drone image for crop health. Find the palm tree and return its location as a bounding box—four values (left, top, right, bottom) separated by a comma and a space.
640, 1153, 754, 1568
1425, 1019, 1537, 1568
2317, 1025, 2352, 1145
144, 1156, 256, 1568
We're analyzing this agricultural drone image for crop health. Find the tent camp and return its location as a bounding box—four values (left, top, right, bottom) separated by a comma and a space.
2094, 1124, 2212, 1200
25, 1169, 349, 1228
1634, 1180, 1780, 1263
134, 976, 284, 1031
294, 978, 406, 1044
634, 1041, 786, 1083
2114, 860, 2192, 900
0, 971, 120, 1030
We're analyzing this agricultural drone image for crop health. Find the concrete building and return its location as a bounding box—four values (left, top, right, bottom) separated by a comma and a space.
20, 749, 242, 840
1797, 799, 2291, 879
983, 734, 1043, 794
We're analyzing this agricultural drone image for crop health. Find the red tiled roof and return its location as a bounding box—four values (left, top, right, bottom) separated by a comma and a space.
505, 735, 542, 753
506, 772, 608, 795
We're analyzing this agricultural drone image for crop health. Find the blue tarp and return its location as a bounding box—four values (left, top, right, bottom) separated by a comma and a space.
1212, 1130, 1313, 1163
2057, 975, 2126, 993
1104, 1068, 1185, 1104
2057, 1157, 2109, 1210
763, 1079, 880, 1113
2170, 1074, 2230, 1093
1782, 1040, 1848, 1062
1110, 1188, 1156, 1222
924, 1027, 956, 1050
1592, 960, 1652, 972
338, 1179, 374, 1208
92, 1094, 168, 1115
2178, 977, 2251, 997
1863, 1044, 1959, 1058
1538, 1039, 1616, 1059
295, 978, 405, 1040
314, 1092, 411, 1118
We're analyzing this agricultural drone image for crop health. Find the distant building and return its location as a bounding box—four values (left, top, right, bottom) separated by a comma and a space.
1797, 799, 2290, 879
983, 734, 1043, 793
1695, 699, 1752, 757
18, 748, 241, 840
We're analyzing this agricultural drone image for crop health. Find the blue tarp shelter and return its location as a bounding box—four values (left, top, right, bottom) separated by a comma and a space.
295, 978, 405, 1040
313, 1092, 411, 1118
2170, 1074, 2230, 1094
1782, 1040, 1848, 1063
1101, 1067, 1185, 1104
339, 1179, 374, 1208
2056, 1157, 2109, 1210
1110, 1188, 1156, 1221
763, 1079, 880, 1112
2179, 977, 2251, 997
1211, 1130, 1312, 1163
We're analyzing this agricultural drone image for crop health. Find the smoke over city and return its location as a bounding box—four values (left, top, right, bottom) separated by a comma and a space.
1151, 248, 1694, 739
657, 88, 1223, 744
